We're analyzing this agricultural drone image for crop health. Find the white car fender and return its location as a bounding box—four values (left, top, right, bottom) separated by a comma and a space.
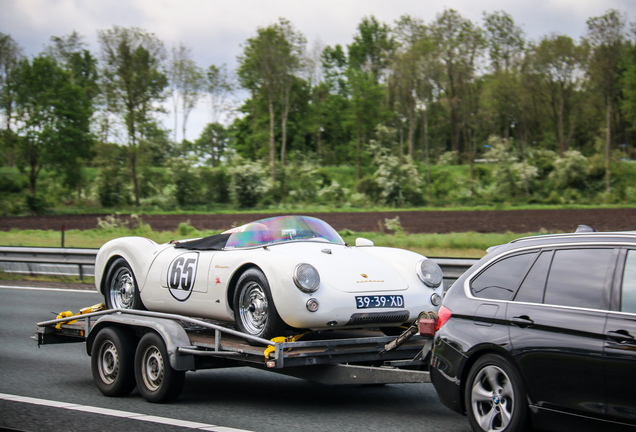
94, 236, 165, 295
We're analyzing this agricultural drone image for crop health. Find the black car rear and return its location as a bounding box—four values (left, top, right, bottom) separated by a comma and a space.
430, 229, 636, 432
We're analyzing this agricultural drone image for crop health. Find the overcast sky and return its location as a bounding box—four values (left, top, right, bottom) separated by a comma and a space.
2, 0, 636, 141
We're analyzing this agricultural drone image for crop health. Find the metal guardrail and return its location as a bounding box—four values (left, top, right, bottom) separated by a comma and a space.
0, 246, 97, 280
433, 257, 478, 280
0, 247, 479, 284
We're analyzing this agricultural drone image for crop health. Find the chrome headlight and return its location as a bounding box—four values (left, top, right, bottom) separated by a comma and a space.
416, 259, 443, 288
294, 263, 320, 293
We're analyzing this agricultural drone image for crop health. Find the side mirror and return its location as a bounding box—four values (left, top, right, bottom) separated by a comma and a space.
355, 238, 374, 247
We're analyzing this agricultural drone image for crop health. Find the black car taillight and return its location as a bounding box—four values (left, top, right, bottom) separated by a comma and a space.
435, 305, 452, 331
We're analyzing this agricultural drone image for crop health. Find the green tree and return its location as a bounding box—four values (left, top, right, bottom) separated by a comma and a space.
206, 64, 234, 124
98, 26, 168, 206
346, 16, 394, 179
388, 15, 437, 158
526, 35, 587, 155
237, 18, 306, 181
348, 16, 394, 83
621, 43, 636, 133
0, 33, 22, 166
169, 43, 205, 144
585, 9, 628, 192
46, 32, 98, 198
194, 122, 229, 166
10, 55, 93, 201
481, 11, 525, 140
430, 9, 485, 157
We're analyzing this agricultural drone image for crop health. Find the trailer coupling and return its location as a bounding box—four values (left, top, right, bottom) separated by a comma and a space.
381, 311, 438, 354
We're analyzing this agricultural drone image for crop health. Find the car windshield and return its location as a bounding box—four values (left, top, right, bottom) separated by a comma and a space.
223, 215, 344, 249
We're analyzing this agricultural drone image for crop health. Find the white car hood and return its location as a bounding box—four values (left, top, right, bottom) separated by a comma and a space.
270, 242, 408, 293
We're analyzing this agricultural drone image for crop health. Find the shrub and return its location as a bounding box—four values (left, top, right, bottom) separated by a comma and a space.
229, 157, 270, 208
282, 161, 323, 203
96, 164, 128, 208
0, 172, 24, 193
368, 127, 424, 206
485, 135, 539, 199
170, 159, 201, 206
356, 176, 381, 203
200, 167, 231, 205
25, 193, 49, 215
317, 180, 349, 205
177, 221, 200, 237
550, 150, 590, 190
384, 216, 405, 235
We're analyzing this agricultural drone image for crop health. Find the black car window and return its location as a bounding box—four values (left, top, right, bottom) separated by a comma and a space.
471, 252, 538, 301
621, 250, 636, 314
544, 248, 613, 310
514, 250, 553, 304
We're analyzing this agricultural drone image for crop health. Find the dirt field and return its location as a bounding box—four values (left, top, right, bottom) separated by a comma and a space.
1, 208, 635, 234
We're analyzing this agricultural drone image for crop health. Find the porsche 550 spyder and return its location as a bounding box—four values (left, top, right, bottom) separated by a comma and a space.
95, 215, 444, 340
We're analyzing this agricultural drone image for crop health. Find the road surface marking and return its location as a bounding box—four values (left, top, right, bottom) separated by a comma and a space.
0, 392, 254, 431
0, 285, 96, 293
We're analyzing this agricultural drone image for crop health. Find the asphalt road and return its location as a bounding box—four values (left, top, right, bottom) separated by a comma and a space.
0, 285, 470, 432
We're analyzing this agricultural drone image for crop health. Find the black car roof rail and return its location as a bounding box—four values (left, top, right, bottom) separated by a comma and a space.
509, 229, 636, 245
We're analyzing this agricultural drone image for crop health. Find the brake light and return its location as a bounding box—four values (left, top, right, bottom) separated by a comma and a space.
435, 305, 452, 331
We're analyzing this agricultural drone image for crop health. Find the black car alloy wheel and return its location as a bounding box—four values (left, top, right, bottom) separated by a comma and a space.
464, 354, 528, 432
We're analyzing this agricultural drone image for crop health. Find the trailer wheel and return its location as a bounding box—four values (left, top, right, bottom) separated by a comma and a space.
91, 327, 136, 397
233, 268, 286, 343
104, 257, 144, 310
134, 332, 185, 403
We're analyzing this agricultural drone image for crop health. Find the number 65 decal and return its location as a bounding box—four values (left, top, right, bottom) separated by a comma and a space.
167, 252, 199, 301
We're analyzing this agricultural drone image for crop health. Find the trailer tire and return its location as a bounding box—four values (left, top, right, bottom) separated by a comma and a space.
134, 332, 185, 403
91, 327, 136, 397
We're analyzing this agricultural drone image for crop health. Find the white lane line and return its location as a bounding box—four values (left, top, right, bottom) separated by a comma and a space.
0, 393, 254, 432
0, 285, 96, 293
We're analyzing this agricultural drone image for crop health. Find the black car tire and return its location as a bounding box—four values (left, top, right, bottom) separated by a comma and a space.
464, 354, 528, 432
104, 258, 145, 310
134, 332, 185, 403
233, 268, 286, 343
90, 327, 136, 397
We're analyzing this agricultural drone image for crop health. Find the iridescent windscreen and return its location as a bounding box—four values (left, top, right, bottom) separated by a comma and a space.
224, 216, 344, 249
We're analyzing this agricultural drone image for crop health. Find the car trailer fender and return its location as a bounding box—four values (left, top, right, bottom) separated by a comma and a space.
86, 314, 195, 372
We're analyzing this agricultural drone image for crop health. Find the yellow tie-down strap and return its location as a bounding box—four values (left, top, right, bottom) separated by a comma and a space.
264, 332, 309, 359
55, 303, 107, 329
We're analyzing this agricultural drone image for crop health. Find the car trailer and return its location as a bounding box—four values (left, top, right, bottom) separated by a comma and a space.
36, 307, 438, 403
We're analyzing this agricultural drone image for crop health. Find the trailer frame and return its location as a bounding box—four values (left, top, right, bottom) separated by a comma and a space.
37, 308, 436, 402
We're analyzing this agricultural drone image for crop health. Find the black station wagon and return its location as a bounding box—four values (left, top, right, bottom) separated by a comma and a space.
430, 226, 636, 432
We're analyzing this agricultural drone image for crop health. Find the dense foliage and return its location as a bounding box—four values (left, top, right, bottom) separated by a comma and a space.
2, 9, 636, 215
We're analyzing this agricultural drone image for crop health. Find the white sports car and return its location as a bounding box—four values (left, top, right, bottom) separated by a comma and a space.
95, 215, 443, 340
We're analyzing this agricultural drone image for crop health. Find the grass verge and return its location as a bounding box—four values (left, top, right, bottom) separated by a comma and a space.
0, 226, 544, 258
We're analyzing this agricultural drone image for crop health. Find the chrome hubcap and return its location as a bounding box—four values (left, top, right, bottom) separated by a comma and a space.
239, 282, 268, 335
109, 268, 135, 309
